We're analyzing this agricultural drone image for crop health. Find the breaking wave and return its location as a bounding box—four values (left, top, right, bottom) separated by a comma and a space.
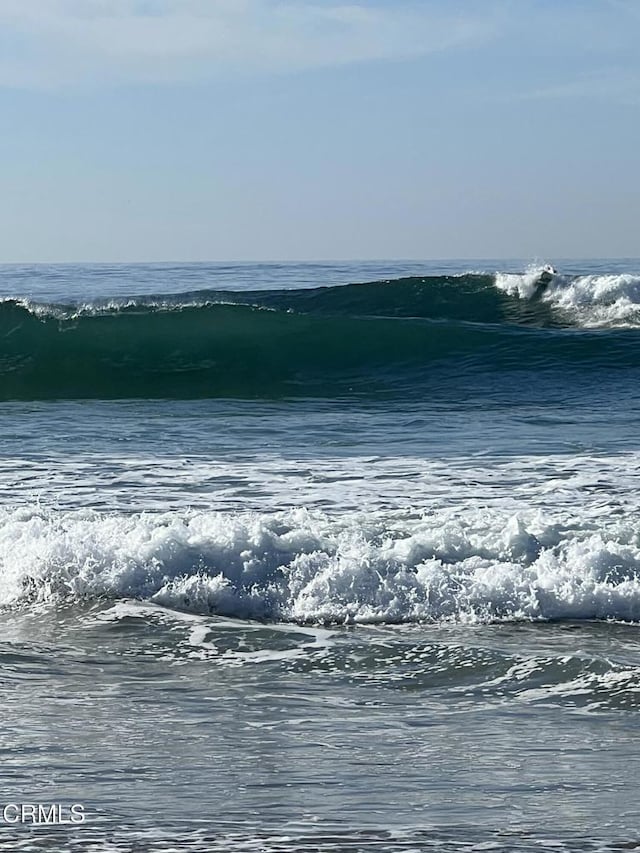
1, 268, 640, 400
4, 503, 640, 624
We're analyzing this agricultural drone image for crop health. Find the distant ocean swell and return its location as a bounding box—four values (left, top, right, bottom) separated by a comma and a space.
1, 270, 640, 400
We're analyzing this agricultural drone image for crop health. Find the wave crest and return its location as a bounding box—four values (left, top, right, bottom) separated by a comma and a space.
2, 269, 640, 400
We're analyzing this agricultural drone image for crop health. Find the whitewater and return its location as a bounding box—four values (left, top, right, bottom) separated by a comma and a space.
2, 259, 640, 852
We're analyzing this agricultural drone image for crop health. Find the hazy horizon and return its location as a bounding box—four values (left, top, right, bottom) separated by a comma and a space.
3, 255, 640, 267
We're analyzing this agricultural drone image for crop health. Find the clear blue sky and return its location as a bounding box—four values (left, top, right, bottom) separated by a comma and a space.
0, 0, 638, 262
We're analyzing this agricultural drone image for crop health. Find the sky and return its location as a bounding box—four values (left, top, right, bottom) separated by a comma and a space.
0, 0, 639, 262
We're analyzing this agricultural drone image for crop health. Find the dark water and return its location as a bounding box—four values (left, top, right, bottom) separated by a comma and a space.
1, 260, 640, 851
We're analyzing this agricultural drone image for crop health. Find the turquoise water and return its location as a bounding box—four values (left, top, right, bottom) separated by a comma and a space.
1, 260, 640, 851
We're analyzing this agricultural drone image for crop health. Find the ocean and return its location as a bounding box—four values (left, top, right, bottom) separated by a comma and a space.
1, 259, 640, 852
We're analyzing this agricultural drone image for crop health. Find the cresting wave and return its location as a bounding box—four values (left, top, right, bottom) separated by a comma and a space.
1, 269, 640, 400
3, 504, 640, 624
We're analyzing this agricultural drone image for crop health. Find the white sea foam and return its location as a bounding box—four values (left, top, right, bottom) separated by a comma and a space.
3, 443, 640, 626
2, 493, 640, 624
494, 266, 547, 300
495, 268, 640, 327
3, 450, 638, 514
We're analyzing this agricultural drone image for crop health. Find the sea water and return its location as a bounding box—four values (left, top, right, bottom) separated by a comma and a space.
1, 260, 640, 851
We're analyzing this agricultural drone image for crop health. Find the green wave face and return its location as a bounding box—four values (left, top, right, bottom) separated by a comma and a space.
0, 275, 638, 400
156, 274, 559, 326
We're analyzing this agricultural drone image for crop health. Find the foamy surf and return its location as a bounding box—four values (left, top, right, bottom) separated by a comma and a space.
3, 500, 640, 624
495, 268, 640, 327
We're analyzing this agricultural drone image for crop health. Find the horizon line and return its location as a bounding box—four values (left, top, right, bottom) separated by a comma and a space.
0, 255, 635, 267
